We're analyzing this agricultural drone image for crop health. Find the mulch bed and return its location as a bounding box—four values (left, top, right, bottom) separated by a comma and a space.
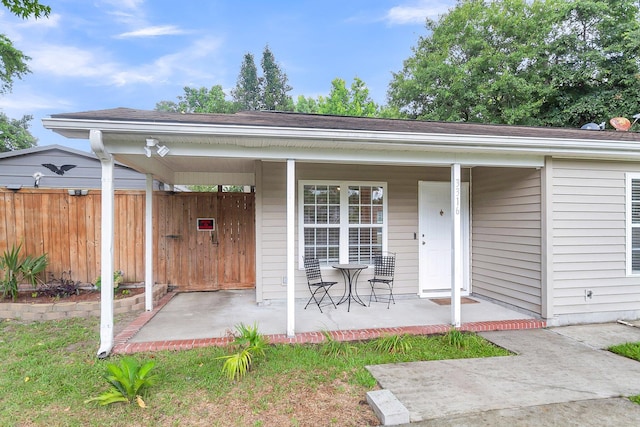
0, 287, 144, 304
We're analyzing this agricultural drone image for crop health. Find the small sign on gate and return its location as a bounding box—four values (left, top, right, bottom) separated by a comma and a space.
197, 218, 215, 231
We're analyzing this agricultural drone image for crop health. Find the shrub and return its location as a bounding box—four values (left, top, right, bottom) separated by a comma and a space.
94, 270, 124, 291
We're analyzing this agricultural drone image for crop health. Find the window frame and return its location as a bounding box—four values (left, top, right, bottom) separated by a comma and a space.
627, 173, 640, 276
298, 180, 388, 268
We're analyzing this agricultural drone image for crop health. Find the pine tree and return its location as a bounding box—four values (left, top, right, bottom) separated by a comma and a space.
231, 53, 261, 110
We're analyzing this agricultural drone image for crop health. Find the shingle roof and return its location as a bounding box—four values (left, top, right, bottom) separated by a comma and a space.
50, 108, 640, 142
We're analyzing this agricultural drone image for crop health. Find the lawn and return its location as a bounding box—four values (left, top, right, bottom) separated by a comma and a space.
609, 342, 640, 405
0, 317, 510, 426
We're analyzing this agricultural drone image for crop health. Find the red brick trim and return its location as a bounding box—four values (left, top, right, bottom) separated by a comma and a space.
112, 310, 545, 355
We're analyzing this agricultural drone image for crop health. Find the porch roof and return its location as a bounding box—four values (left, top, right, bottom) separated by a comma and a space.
42, 108, 640, 185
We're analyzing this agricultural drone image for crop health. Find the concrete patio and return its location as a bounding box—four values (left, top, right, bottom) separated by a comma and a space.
113, 289, 545, 354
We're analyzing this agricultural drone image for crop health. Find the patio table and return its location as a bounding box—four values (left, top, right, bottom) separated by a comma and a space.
331, 264, 368, 312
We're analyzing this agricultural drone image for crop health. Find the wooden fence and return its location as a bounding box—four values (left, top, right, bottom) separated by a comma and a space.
0, 188, 255, 289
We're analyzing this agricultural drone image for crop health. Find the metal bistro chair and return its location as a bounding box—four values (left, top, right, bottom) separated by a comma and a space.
368, 253, 396, 309
303, 257, 338, 313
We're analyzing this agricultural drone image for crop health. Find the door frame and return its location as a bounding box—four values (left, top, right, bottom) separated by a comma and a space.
418, 180, 470, 298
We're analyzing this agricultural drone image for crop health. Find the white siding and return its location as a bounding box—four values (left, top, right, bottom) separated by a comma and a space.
472, 167, 542, 314
551, 160, 640, 322
257, 161, 460, 300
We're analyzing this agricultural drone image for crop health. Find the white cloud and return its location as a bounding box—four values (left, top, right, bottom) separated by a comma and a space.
385, 1, 451, 25
116, 25, 187, 38
29, 45, 118, 79
0, 90, 71, 115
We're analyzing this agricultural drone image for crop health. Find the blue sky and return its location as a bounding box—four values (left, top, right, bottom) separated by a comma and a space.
0, 0, 454, 152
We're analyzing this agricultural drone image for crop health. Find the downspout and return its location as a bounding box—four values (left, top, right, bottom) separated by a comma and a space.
90, 129, 116, 358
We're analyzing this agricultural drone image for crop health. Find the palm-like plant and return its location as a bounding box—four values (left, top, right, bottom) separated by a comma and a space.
218, 323, 267, 381
0, 243, 47, 300
85, 357, 157, 407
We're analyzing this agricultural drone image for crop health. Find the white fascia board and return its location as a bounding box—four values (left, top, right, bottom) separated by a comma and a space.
42, 117, 640, 160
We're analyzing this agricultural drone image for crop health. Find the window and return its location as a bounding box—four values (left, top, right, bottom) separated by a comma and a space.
300, 181, 386, 266
628, 175, 640, 274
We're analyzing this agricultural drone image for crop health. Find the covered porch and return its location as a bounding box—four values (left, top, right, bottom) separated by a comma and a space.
41, 109, 584, 356
111, 289, 544, 354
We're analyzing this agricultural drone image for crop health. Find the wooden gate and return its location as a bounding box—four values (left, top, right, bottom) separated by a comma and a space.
154, 192, 255, 291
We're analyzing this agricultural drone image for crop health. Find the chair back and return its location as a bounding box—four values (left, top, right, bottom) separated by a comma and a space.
373, 254, 395, 279
304, 257, 323, 285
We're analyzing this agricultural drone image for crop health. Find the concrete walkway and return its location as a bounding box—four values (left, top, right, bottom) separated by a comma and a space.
367, 322, 640, 425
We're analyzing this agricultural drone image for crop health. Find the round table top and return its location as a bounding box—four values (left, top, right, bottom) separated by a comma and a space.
331, 264, 368, 270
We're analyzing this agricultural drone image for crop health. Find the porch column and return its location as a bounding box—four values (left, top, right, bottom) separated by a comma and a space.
286, 159, 296, 337
90, 130, 115, 358
145, 174, 154, 311
451, 164, 462, 327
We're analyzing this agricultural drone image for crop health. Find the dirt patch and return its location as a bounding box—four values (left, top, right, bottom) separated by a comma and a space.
0, 287, 144, 304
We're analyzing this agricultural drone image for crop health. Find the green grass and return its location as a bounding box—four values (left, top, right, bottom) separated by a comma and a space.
608, 342, 640, 405
0, 317, 510, 426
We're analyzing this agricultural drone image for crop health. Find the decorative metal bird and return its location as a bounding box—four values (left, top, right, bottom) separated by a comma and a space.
41, 163, 76, 175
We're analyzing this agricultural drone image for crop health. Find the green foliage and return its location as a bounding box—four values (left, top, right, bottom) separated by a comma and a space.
233, 322, 268, 357
388, 0, 640, 128
232, 52, 262, 110
0, 243, 48, 300
442, 328, 467, 349
94, 270, 124, 291
217, 323, 268, 381
295, 77, 380, 118
321, 330, 357, 357
0, 112, 37, 152
609, 342, 640, 361
155, 85, 239, 114
1, 0, 50, 19
0, 35, 31, 96
85, 357, 157, 407
232, 46, 293, 111
370, 334, 413, 354
1, 318, 510, 425
219, 347, 253, 381
260, 45, 293, 111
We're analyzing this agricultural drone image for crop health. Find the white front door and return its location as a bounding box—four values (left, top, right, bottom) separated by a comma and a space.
418, 181, 470, 297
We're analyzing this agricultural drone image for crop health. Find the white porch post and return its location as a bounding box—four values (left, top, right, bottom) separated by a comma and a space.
145, 174, 154, 311
90, 130, 115, 358
451, 163, 462, 327
286, 159, 296, 337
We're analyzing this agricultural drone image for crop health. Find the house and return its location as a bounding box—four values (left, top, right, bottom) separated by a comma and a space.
0, 144, 171, 190
42, 108, 640, 356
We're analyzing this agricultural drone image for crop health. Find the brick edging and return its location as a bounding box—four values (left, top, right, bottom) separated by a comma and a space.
112, 317, 546, 355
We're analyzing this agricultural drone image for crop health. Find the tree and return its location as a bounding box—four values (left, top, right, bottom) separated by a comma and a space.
260, 46, 293, 111
1, 0, 50, 18
0, 1, 49, 151
293, 95, 319, 114
231, 53, 261, 110
1, 0, 50, 94
387, 0, 640, 128
294, 77, 380, 117
311, 77, 379, 117
232, 46, 293, 111
0, 112, 37, 152
0, 34, 30, 95
155, 85, 238, 114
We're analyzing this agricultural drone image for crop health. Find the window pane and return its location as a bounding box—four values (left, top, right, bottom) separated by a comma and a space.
303, 182, 384, 265
348, 227, 383, 263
